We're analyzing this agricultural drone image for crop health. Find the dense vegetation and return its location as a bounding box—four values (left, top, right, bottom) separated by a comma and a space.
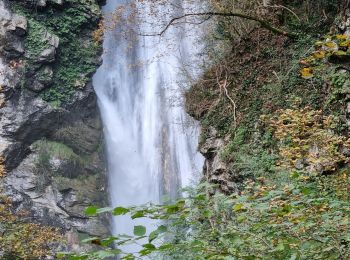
60, 0, 350, 259
4, 0, 350, 259
12, 0, 102, 106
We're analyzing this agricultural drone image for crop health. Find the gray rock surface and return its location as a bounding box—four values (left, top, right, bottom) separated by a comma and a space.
200, 127, 238, 194
0, 0, 108, 253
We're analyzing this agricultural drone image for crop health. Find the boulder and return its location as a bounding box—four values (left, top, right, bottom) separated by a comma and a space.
3, 34, 25, 58
37, 0, 47, 7
38, 46, 56, 63
43, 31, 59, 48
8, 14, 27, 36
27, 79, 46, 92
49, 0, 64, 5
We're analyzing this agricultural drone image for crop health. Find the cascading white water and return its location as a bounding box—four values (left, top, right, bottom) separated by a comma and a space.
93, 0, 204, 253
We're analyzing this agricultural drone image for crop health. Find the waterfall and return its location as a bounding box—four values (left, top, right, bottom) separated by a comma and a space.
93, 0, 204, 253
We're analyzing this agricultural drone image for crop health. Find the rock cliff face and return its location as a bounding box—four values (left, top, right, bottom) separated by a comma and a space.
199, 127, 237, 194
0, 0, 108, 252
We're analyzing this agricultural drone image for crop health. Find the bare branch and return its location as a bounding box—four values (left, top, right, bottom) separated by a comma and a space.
143, 12, 298, 38
264, 4, 301, 22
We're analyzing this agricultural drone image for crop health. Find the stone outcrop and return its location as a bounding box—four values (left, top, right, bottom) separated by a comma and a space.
199, 127, 238, 194
0, 0, 108, 254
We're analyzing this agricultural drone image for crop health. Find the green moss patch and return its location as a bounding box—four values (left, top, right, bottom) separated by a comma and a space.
12, 0, 102, 105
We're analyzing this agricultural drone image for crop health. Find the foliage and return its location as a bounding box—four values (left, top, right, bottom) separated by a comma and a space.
300, 33, 350, 79
59, 1, 350, 260
0, 160, 61, 259
0, 196, 62, 259
23, 18, 51, 62
265, 106, 350, 173
63, 170, 350, 259
220, 127, 278, 179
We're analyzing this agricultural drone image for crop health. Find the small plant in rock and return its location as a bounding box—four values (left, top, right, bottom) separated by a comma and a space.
0, 157, 5, 177
93, 20, 105, 44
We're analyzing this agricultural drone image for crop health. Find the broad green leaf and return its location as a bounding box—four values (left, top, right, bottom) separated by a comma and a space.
158, 243, 173, 250
131, 211, 145, 219
121, 254, 135, 260
101, 236, 119, 246
139, 249, 152, 256
275, 243, 285, 251
85, 206, 98, 216
142, 243, 156, 249
113, 207, 130, 215
149, 225, 167, 242
133, 225, 146, 236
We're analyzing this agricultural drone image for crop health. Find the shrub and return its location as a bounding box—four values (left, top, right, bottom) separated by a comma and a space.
63, 173, 350, 259
264, 106, 350, 173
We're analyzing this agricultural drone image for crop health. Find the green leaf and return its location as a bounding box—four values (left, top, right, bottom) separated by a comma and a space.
301, 187, 311, 195
139, 249, 152, 256
237, 215, 246, 223
148, 230, 158, 242
195, 194, 206, 201
290, 253, 298, 260
131, 211, 145, 219
233, 203, 244, 212
134, 225, 146, 236
112, 207, 130, 216
149, 225, 167, 242
142, 243, 156, 249
85, 206, 98, 216
121, 254, 135, 260
275, 243, 285, 251
158, 243, 173, 250
166, 204, 180, 214
101, 236, 119, 246
157, 225, 167, 233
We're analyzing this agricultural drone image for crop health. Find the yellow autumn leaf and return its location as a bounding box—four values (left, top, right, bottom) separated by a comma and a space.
339, 40, 350, 47
300, 67, 313, 79
336, 34, 348, 40
313, 51, 326, 59
324, 41, 337, 49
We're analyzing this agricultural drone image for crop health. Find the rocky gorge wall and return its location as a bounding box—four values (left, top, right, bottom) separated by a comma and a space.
0, 0, 109, 253
185, 1, 349, 195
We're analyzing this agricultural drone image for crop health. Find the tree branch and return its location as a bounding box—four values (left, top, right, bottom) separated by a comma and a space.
144, 12, 298, 38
